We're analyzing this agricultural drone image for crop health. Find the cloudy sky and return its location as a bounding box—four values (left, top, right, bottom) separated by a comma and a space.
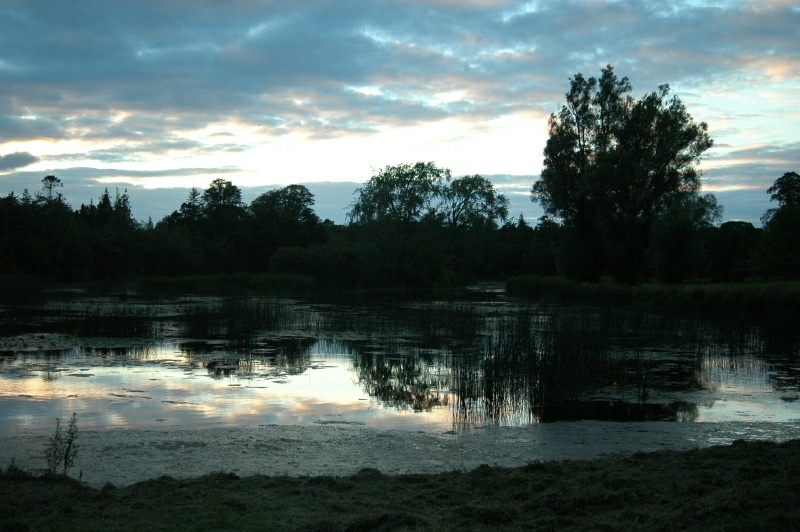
1, 1, 798, 225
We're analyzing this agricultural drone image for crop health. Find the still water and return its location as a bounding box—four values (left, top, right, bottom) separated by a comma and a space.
1, 286, 799, 436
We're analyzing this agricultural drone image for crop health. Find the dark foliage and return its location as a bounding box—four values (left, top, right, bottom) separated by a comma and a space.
1, 163, 797, 289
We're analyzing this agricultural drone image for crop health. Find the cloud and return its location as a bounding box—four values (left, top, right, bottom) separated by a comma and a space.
4, 0, 794, 143
0, 1, 797, 226
0, 151, 38, 172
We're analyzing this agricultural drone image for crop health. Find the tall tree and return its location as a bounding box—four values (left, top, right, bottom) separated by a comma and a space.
249, 184, 325, 250
440, 174, 509, 229
38, 175, 64, 203
203, 178, 243, 210
348, 162, 449, 224
762, 171, 800, 225
760, 171, 800, 278
646, 192, 722, 282
531, 65, 714, 281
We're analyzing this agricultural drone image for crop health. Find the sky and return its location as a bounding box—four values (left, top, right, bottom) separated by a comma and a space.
1, 1, 798, 226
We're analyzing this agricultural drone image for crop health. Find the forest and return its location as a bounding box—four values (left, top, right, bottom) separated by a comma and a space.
1, 67, 798, 291
0, 166, 797, 292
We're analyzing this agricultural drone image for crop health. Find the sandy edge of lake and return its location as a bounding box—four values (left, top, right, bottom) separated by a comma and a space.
3, 421, 800, 488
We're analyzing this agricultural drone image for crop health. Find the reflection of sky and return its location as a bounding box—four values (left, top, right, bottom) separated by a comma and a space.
701, 352, 774, 394
0, 344, 454, 436
696, 399, 800, 423
2, 335, 799, 436
695, 351, 800, 422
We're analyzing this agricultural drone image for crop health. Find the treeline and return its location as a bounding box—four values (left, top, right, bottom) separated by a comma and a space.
0, 167, 511, 291
0, 167, 798, 291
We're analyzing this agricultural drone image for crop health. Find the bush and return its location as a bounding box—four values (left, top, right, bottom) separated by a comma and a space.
45, 413, 79, 476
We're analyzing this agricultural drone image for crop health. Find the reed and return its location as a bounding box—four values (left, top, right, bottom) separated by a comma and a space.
176, 296, 295, 344
73, 305, 158, 338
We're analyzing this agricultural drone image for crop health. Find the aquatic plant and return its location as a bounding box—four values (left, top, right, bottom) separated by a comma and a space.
74, 305, 158, 338
45, 413, 79, 476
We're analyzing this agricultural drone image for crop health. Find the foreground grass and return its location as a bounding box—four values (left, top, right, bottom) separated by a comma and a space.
2, 440, 799, 531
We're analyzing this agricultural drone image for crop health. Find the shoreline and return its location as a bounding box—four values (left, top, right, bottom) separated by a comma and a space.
3, 420, 800, 488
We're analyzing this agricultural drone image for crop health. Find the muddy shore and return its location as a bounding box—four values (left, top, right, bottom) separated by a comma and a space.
3, 421, 800, 488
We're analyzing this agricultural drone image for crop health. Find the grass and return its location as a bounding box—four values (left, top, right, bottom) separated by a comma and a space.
136, 273, 322, 297
506, 275, 800, 320
1, 439, 799, 530
507, 276, 800, 354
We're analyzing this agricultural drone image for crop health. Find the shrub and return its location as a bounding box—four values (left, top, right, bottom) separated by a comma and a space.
45, 413, 79, 476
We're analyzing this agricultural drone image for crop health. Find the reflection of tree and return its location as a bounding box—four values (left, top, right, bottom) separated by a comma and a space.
199, 337, 332, 380
354, 353, 449, 412
350, 306, 655, 429
446, 308, 709, 429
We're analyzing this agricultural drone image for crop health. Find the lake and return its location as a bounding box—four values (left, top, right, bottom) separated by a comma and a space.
1, 284, 799, 437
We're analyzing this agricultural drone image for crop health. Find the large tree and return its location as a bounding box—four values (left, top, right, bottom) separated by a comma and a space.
249, 184, 325, 249
347, 162, 449, 224
440, 174, 509, 229
531, 65, 714, 281
761, 171, 800, 226
760, 171, 800, 278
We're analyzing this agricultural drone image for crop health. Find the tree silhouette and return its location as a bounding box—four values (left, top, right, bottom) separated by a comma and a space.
38, 175, 63, 203
440, 174, 509, 229
203, 178, 243, 209
348, 162, 449, 224
246, 185, 327, 270
760, 171, 800, 278
762, 171, 800, 225
531, 65, 715, 282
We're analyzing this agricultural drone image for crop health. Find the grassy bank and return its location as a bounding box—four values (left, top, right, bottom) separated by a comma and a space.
2, 439, 799, 531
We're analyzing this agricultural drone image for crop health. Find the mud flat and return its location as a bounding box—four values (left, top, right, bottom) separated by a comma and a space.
3, 420, 800, 488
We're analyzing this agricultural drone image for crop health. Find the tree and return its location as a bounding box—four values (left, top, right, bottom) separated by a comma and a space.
646, 193, 722, 282
760, 171, 800, 278
762, 171, 800, 225
203, 178, 243, 210
250, 185, 319, 228
531, 65, 714, 282
181, 187, 203, 222
705, 221, 761, 282
38, 175, 64, 202
201, 178, 246, 238
113, 188, 135, 227
157, 187, 203, 231
440, 174, 509, 229
249, 184, 326, 251
347, 162, 449, 224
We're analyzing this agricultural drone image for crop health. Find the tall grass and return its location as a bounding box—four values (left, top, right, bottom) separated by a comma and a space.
137, 273, 321, 297
73, 305, 158, 338
507, 275, 800, 353
507, 275, 800, 320
176, 296, 294, 344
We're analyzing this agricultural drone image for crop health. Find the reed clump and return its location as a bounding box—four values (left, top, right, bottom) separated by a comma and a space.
44, 413, 79, 476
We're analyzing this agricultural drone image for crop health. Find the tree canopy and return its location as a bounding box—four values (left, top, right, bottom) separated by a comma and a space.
441, 174, 509, 229
762, 171, 800, 225
531, 65, 715, 281
348, 163, 508, 229
348, 162, 449, 224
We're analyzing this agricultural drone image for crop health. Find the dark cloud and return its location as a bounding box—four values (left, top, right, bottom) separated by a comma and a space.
0, 166, 241, 194
0, 151, 38, 172
3, 0, 795, 141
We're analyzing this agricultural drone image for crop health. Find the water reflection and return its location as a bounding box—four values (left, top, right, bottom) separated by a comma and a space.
0, 291, 799, 436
